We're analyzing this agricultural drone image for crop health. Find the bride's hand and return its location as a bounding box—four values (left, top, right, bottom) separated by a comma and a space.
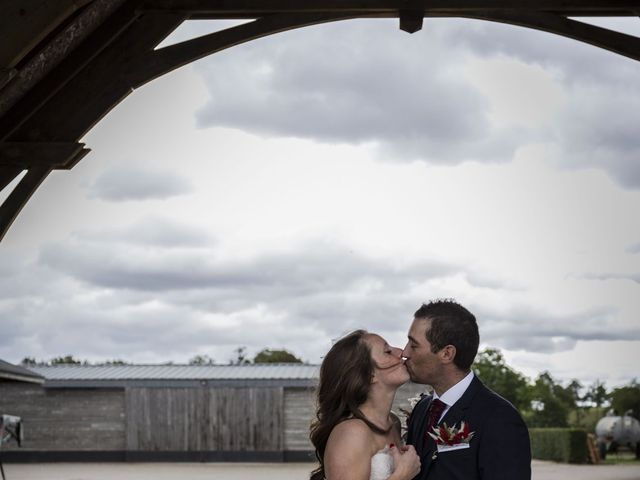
389, 444, 421, 480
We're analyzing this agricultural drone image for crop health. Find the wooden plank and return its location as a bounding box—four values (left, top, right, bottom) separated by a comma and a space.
284, 387, 315, 450
0, 382, 126, 451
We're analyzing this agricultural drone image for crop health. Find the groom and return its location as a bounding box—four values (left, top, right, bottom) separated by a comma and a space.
403, 300, 531, 480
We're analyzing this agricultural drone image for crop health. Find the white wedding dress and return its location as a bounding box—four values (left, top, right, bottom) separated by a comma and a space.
370, 446, 395, 480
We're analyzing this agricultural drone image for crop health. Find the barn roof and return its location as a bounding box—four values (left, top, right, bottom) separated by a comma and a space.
0, 359, 45, 384
27, 363, 320, 388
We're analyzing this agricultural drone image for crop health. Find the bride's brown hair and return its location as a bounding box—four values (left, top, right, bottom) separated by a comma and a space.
309, 330, 389, 480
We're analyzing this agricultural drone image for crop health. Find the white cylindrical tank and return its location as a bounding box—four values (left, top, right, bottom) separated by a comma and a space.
595, 414, 640, 459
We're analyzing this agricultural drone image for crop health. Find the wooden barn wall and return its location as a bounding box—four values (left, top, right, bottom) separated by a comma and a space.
0, 381, 429, 454
284, 383, 429, 451
125, 387, 284, 451
284, 387, 314, 450
0, 382, 125, 451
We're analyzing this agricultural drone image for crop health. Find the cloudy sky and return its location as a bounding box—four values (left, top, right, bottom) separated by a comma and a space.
1, 15, 639, 388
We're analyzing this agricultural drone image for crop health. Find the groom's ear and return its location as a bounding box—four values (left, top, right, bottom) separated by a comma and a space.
439, 345, 457, 365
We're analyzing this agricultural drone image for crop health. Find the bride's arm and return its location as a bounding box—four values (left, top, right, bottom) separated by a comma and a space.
324, 419, 373, 480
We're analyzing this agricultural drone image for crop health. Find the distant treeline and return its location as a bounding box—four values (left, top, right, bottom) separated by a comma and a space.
19, 347, 304, 368
473, 348, 639, 430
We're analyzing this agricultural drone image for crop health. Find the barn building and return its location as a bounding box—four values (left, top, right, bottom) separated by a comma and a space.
0, 362, 426, 462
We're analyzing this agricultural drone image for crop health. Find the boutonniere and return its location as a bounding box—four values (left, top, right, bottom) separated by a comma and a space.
428, 421, 475, 453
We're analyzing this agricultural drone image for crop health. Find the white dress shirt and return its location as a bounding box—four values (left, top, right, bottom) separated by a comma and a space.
432, 370, 475, 423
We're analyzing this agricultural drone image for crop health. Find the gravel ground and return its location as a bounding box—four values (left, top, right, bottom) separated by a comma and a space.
1, 460, 639, 480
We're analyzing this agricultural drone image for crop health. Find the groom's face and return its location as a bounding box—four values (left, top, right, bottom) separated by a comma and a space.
403, 317, 441, 385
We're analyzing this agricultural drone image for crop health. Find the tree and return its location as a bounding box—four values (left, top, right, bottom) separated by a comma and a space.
610, 380, 640, 419
527, 394, 570, 428
20, 357, 38, 366
526, 371, 569, 427
566, 379, 584, 406
585, 379, 609, 408
473, 348, 530, 411
99, 359, 131, 365
189, 354, 215, 365
50, 355, 88, 365
229, 346, 251, 365
254, 348, 303, 364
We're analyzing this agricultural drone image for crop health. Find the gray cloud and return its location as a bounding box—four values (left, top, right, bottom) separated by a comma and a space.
440, 17, 639, 86
476, 304, 640, 353
79, 216, 216, 248
39, 230, 455, 297
185, 17, 640, 187
88, 163, 193, 201
627, 243, 640, 254
2, 209, 637, 365
192, 20, 523, 164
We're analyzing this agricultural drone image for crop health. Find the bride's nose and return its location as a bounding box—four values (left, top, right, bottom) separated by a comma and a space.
391, 346, 403, 357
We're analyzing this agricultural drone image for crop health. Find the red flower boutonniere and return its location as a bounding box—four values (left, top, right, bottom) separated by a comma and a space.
428, 421, 475, 453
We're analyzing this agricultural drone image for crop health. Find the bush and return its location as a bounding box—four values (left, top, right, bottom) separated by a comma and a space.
529, 428, 587, 463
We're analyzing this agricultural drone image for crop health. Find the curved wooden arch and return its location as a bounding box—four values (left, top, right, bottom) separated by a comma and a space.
1, 1, 639, 241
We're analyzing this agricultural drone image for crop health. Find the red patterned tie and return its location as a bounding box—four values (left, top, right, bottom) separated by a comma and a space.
426, 398, 447, 436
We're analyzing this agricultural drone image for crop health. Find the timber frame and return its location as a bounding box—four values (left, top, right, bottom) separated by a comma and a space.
1, 1, 640, 241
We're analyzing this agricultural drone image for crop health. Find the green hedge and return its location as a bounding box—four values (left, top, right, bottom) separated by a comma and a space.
529, 428, 587, 463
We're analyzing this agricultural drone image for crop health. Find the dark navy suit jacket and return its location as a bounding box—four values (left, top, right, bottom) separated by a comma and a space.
406, 376, 531, 480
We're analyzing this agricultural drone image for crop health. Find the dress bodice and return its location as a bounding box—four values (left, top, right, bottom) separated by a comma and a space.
370, 446, 394, 480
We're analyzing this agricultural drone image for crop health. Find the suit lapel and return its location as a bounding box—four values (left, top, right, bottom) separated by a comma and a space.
415, 396, 432, 455
419, 376, 483, 478
439, 377, 480, 428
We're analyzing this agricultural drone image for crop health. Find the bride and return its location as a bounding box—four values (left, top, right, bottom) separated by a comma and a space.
310, 330, 421, 480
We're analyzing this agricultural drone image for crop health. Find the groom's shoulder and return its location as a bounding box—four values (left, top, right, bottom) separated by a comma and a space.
473, 380, 524, 419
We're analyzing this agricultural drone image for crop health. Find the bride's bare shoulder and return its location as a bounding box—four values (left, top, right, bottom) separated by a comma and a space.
324, 419, 377, 479
326, 419, 376, 454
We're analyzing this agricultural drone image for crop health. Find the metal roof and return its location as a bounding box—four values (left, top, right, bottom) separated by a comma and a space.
26, 363, 320, 388
0, 359, 45, 384
29, 363, 319, 380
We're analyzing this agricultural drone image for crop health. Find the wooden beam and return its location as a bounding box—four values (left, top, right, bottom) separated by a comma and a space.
0, 0, 140, 141
0, 165, 52, 242
131, 12, 357, 87
6, 12, 186, 143
139, 0, 640, 18
0, 142, 88, 169
0, 0, 130, 123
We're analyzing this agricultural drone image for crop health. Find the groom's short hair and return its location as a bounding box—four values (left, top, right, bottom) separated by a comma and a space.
414, 299, 479, 371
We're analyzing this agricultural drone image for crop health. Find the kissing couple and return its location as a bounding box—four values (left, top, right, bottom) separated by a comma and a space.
310, 299, 532, 480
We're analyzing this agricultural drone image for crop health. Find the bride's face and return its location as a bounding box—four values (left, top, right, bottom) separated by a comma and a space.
365, 334, 410, 387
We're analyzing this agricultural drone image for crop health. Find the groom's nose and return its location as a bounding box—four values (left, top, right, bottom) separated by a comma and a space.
402, 345, 410, 359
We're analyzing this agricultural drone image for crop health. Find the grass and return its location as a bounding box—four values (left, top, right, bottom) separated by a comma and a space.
601, 451, 640, 465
